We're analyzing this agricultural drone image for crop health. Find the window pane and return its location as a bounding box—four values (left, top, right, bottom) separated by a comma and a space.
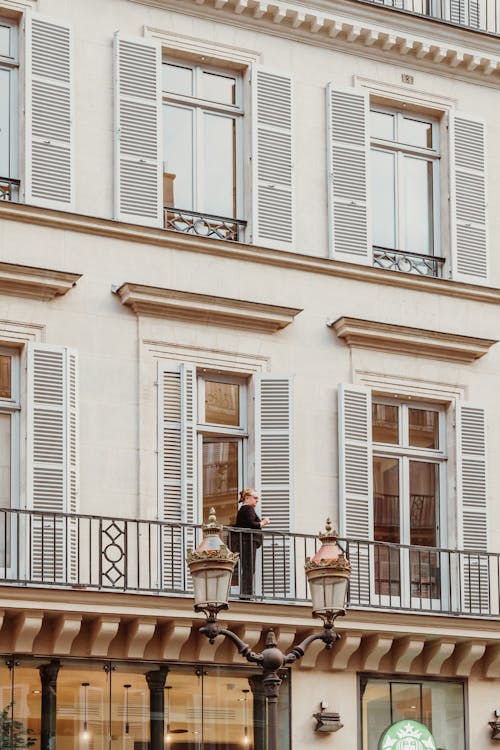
371, 149, 396, 248
202, 71, 236, 105
165, 672, 202, 746
0, 414, 11, 509
401, 116, 433, 148
361, 680, 392, 750
404, 157, 433, 254
110, 664, 150, 747
371, 110, 394, 140
0, 25, 11, 57
0, 68, 11, 177
0, 354, 11, 398
391, 682, 422, 722
163, 104, 194, 210
203, 671, 253, 748
56, 662, 110, 747
203, 439, 239, 527
162, 63, 193, 96
372, 403, 399, 444
373, 456, 400, 597
409, 461, 438, 547
409, 408, 439, 448
205, 380, 240, 426
203, 113, 235, 217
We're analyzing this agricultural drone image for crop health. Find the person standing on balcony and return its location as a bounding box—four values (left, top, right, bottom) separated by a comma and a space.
234, 488, 270, 598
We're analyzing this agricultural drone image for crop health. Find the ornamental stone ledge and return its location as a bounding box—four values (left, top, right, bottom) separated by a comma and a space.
0, 260, 81, 300
330, 316, 497, 363
114, 282, 302, 332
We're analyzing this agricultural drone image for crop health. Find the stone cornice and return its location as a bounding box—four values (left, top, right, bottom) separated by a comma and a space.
115, 282, 302, 331
330, 316, 497, 363
3, 201, 500, 305
132, 0, 500, 82
0, 259, 81, 300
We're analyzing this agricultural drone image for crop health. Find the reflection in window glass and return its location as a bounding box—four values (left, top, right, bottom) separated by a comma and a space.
373, 456, 401, 596
0, 414, 11, 509
205, 380, 240, 426
163, 104, 194, 210
203, 439, 239, 527
372, 403, 399, 444
409, 408, 439, 449
162, 63, 193, 97
405, 157, 433, 254
371, 149, 396, 249
203, 113, 235, 217
57, 663, 110, 750
0, 69, 11, 178
0, 354, 11, 398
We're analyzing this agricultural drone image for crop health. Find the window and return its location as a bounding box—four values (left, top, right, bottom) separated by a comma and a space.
0, 348, 19, 573
162, 60, 244, 239
0, 17, 19, 200
370, 107, 440, 270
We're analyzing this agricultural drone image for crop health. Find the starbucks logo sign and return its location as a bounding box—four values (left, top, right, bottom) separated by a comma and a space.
379, 720, 437, 750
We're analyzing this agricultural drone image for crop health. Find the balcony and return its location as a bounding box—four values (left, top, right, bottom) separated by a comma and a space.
373, 247, 446, 277
0, 508, 496, 618
355, 0, 500, 35
0, 177, 20, 202
164, 207, 247, 242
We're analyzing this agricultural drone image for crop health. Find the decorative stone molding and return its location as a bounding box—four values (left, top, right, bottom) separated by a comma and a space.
330, 316, 497, 363
115, 282, 302, 332
0, 260, 80, 300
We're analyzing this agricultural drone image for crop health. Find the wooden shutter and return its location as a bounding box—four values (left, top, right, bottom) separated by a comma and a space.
27, 344, 79, 582
327, 85, 371, 264
252, 66, 295, 251
157, 361, 197, 590
450, 0, 480, 27
338, 384, 372, 605
456, 402, 489, 613
114, 34, 162, 227
255, 375, 293, 597
25, 14, 74, 209
450, 113, 488, 283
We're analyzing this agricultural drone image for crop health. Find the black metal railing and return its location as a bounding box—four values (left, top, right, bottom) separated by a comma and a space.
0, 508, 497, 617
373, 247, 446, 277
164, 207, 247, 242
355, 0, 500, 35
0, 177, 20, 202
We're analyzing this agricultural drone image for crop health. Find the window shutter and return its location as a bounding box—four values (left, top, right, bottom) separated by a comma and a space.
338, 384, 372, 605
252, 66, 295, 251
26, 344, 79, 582
450, 113, 488, 283
25, 14, 74, 210
157, 361, 197, 591
456, 402, 489, 613
255, 375, 293, 597
114, 34, 162, 227
327, 85, 371, 264
450, 0, 480, 28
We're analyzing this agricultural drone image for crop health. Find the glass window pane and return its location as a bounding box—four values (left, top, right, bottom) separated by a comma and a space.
372, 403, 399, 444
0, 69, 11, 178
0, 26, 11, 57
0, 414, 11, 509
373, 456, 400, 596
404, 157, 434, 254
203, 113, 235, 217
371, 149, 396, 249
12, 663, 42, 747
391, 682, 422, 722
203, 439, 239, 527
162, 63, 193, 96
205, 380, 240, 426
165, 671, 202, 746
202, 71, 236, 104
402, 117, 433, 148
56, 662, 110, 749
409, 461, 438, 548
362, 680, 391, 750
0, 355, 11, 398
203, 670, 254, 748
371, 110, 394, 140
409, 408, 439, 448
163, 104, 194, 210
110, 664, 150, 748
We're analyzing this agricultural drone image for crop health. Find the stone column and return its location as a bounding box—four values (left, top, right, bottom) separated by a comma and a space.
39, 659, 60, 750
146, 666, 169, 750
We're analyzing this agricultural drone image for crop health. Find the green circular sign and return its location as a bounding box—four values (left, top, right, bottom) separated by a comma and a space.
379, 720, 437, 750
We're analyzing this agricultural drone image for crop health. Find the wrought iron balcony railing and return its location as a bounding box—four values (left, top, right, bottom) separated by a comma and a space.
373, 246, 446, 277
0, 177, 20, 202
0, 508, 497, 618
164, 207, 247, 242
355, 0, 500, 35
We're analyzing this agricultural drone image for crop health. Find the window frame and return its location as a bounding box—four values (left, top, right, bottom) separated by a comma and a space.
0, 16, 19, 182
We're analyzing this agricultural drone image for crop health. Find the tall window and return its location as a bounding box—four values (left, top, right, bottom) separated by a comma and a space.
0, 348, 19, 571
162, 61, 242, 224
372, 400, 445, 602
370, 107, 439, 261
0, 18, 18, 200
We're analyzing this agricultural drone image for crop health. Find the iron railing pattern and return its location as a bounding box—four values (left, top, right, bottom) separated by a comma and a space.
373, 247, 446, 277
0, 178, 20, 202
0, 508, 496, 617
164, 207, 246, 242
355, 0, 500, 35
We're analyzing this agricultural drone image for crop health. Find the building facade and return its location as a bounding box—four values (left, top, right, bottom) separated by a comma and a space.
0, 0, 500, 746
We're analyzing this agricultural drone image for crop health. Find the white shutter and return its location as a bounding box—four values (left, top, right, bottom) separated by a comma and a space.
450, 0, 480, 27
327, 85, 371, 264
252, 66, 295, 251
157, 361, 197, 590
114, 34, 162, 227
456, 402, 489, 613
255, 375, 293, 597
338, 384, 372, 605
450, 113, 488, 283
25, 14, 74, 209
27, 344, 79, 582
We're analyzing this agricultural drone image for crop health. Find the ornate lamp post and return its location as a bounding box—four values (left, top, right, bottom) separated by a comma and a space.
187, 510, 351, 750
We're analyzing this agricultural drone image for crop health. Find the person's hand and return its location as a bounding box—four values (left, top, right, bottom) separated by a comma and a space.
261, 517, 270, 527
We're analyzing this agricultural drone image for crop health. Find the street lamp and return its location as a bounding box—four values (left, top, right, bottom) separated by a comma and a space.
187, 510, 351, 750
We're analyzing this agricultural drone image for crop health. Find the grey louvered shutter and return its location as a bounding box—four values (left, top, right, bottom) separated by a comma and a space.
27, 344, 79, 582
338, 384, 372, 605
327, 86, 370, 264
157, 361, 197, 591
456, 402, 489, 613
25, 15, 74, 209
255, 375, 293, 597
450, 114, 488, 283
114, 34, 162, 227
252, 67, 295, 251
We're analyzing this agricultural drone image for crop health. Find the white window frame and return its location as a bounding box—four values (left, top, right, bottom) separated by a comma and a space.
370, 105, 441, 258
0, 17, 19, 181
162, 59, 244, 221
